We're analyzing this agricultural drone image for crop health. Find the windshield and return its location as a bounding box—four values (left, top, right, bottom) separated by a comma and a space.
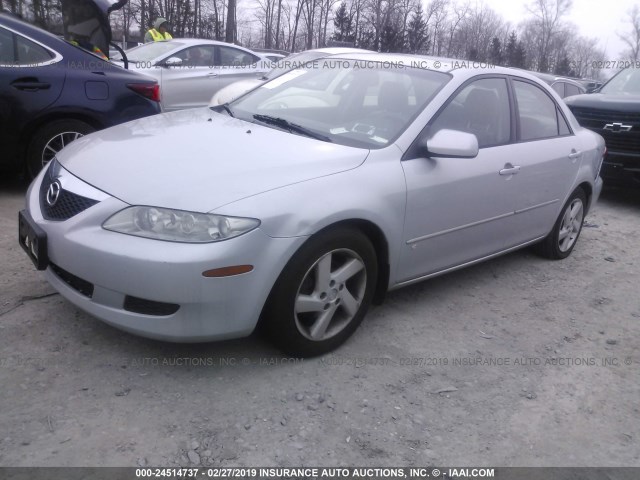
230, 59, 450, 149
264, 51, 333, 80
123, 41, 184, 62
601, 68, 640, 95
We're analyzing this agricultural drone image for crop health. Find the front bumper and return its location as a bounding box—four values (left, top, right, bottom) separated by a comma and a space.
601, 151, 640, 187
24, 168, 306, 342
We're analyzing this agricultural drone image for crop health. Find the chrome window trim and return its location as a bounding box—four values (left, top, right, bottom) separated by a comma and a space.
48, 160, 111, 202
0, 24, 63, 68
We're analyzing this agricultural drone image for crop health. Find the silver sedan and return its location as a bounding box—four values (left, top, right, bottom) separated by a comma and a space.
19, 54, 604, 357
118, 39, 270, 111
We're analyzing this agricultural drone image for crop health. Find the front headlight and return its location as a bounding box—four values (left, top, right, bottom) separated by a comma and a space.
103, 206, 260, 243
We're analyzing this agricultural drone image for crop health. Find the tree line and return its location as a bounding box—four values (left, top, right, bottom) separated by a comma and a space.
2, 0, 639, 80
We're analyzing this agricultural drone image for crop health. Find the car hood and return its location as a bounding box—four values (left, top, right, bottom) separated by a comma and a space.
56, 108, 368, 212
564, 93, 640, 112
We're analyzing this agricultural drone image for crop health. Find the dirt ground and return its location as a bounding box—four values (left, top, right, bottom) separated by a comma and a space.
0, 173, 639, 468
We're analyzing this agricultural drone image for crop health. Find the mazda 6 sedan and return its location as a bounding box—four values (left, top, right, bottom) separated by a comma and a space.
19, 53, 605, 357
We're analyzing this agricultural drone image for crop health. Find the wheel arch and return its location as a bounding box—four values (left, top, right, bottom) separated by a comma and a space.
20, 112, 104, 157
577, 181, 593, 214
257, 217, 391, 333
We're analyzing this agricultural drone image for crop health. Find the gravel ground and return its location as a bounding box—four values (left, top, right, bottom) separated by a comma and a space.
1, 174, 639, 467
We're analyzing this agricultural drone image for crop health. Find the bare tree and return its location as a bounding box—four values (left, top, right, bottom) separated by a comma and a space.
570, 35, 604, 78
444, 1, 470, 58
226, 0, 236, 42
256, 0, 277, 47
619, 4, 640, 61
525, 0, 572, 72
425, 0, 449, 55
301, 0, 318, 49
290, 0, 307, 51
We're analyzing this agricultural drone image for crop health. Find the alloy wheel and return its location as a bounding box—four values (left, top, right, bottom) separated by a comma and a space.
41, 132, 84, 168
294, 248, 367, 341
558, 198, 584, 252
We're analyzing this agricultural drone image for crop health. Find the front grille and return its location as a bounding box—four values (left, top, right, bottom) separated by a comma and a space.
570, 107, 640, 156
39, 178, 99, 221
570, 108, 640, 124
123, 296, 180, 316
600, 131, 640, 154
50, 263, 94, 298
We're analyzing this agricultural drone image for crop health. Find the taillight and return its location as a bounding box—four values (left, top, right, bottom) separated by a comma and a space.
127, 83, 160, 102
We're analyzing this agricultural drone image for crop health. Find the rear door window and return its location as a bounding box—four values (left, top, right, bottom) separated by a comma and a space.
15, 35, 53, 65
514, 80, 562, 140
552, 82, 565, 97
217, 46, 259, 67
0, 27, 14, 64
0, 29, 53, 66
565, 83, 581, 97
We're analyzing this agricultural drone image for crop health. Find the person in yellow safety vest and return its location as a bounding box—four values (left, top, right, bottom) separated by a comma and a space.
145, 18, 173, 43
69, 39, 109, 60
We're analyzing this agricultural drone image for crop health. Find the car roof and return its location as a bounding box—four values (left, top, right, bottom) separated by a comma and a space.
0, 12, 67, 48
306, 47, 374, 55
515, 69, 586, 88
130, 38, 267, 58
155, 38, 260, 50
331, 52, 516, 75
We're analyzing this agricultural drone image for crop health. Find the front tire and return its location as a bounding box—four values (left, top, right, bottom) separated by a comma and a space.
27, 119, 95, 178
264, 227, 378, 357
534, 188, 586, 259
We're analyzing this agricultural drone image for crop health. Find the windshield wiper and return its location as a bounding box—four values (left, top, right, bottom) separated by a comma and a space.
252, 114, 332, 142
221, 104, 234, 117
210, 103, 235, 117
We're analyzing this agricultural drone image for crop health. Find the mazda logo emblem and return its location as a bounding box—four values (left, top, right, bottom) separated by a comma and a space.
46, 181, 61, 206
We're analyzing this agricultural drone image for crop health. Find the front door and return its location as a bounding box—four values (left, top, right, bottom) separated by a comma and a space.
397, 77, 517, 282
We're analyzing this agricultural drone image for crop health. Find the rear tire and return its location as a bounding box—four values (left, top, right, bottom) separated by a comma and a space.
534, 188, 586, 260
27, 119, 94, 178
264, 227, 378, 357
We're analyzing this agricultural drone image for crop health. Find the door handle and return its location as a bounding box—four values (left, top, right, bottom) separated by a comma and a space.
207, 72, 218, 77
568, 150, 582, 159
11, 80, 50, 91
499, 163, 521, 175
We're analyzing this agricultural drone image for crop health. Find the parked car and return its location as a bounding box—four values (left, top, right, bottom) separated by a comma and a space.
209, 47, 374, 106
578, 79, 604, 93
20, 54, 604, 356
114, 39, 270, 111
527, 71, 587, 98
0, 5, 161, 177
565, 67, 640, 187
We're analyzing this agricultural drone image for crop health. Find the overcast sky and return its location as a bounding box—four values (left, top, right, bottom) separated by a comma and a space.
482, 0, 635, 60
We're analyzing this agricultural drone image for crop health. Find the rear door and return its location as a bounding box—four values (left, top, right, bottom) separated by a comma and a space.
214, 45, 266, 91
0, 25, 65, 167
504, 78, 581, 246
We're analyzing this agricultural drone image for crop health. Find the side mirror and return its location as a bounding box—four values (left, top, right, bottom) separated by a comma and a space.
164, 57, 183, 67
423, 129, 479, 158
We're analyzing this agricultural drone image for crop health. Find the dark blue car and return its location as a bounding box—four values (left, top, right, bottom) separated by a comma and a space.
0, 1, 161, 177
